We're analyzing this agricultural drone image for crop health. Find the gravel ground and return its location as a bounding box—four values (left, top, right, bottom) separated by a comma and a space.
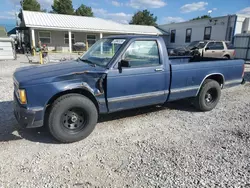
0, 57, 250, 187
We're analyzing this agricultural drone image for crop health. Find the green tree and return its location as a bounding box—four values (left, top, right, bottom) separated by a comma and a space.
18, 0, 41, 20
21, 0, 41, 11
75, 4, 94, 17
51, 0, 74, 15
130, 10, 157, 26
191, 15, 211, 21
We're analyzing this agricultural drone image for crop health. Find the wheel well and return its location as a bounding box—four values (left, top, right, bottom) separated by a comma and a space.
205, 74, 224, 87
224, 54, 230, 59
45, 89, 99, 116
196, 74, 224, 96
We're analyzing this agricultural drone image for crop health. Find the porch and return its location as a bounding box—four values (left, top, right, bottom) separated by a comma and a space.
30, 29, 117, 53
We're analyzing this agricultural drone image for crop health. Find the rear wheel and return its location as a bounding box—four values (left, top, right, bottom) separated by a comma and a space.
48, 94, 98, 143
223, 55, 230, 59
195, 79, 221, 111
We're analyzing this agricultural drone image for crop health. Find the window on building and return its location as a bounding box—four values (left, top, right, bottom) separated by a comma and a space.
204, 27, 212, 40
39, 31, 51, 44
170, 30, 176, 43
122, 40, 160, 68
64, 33, 75, 44
185, 28, 192, 43
227, 27, 232, 41
87, 35, 96, 47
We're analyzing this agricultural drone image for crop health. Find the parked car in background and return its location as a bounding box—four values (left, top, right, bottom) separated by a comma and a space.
170, 40, 235, 59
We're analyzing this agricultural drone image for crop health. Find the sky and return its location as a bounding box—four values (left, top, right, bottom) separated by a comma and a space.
0, 0, 250, 31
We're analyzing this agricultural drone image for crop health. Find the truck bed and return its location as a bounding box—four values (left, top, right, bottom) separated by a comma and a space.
168, 57, 244, 101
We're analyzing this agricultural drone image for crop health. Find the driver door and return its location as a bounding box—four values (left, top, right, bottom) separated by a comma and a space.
106, 39, 169, 112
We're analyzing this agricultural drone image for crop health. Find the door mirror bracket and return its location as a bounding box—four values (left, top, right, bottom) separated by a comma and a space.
118, 60, 130, 73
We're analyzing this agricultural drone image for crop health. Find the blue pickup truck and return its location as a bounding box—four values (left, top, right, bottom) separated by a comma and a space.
13, 35, 245, 142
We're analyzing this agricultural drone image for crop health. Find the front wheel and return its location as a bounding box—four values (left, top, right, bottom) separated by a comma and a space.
195, 79, 221, 111
48, 94, 98, 143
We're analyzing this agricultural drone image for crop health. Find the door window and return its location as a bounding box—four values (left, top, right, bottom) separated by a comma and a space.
206, 42, 215, 49
226, 42, 234, 49
207, 42, 224, 50
122, 40, 160, 68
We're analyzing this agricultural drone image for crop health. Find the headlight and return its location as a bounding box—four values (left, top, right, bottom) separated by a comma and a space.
18, 89, 27, 104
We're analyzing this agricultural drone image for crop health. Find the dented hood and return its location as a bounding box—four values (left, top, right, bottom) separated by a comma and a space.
14, 60, 107, 87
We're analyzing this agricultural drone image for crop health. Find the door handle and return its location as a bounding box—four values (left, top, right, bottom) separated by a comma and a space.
212, 51, 215, 53
155, 68, 164, 72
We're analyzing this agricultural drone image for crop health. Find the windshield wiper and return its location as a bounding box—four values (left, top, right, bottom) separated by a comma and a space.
78, 58, 96, 67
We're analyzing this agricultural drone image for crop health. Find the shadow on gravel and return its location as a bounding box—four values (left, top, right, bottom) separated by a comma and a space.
0, 99, 197, 144
100, 99, 197, 123
0, 101, 57, 144
99, 105, 168, 123
244, 71, 250, 82
164, 99, 199, 112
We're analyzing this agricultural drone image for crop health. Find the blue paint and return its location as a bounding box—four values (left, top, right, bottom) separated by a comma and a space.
13, 35, 245, 128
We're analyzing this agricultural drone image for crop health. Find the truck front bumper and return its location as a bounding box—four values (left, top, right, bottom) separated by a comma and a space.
14, 96, 44, 128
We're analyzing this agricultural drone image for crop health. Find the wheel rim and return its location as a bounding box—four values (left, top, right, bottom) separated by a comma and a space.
205, 88, 218, 105
61, 108, 87, 133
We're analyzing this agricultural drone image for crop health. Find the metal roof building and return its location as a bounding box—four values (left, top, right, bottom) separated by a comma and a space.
158, 14, 250, 49
21, 11, 166, 52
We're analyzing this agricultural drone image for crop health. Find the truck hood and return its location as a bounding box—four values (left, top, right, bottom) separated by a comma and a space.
14, 60, 107, 87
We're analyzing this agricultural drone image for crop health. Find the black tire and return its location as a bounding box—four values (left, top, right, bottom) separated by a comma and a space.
223, 55, 230, 60
195, 79, 221, 112
48, 94, 98, 143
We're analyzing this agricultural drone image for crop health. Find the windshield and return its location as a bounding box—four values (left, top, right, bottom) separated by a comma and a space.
187, 41, 207, 49
80, 38, 126, 67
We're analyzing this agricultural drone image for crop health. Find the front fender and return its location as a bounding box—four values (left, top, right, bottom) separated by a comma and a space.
25, 75, 107, 121
44, 80, 106, 113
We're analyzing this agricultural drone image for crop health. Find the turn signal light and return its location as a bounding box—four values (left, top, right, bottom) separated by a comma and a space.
19, 89, 27, 104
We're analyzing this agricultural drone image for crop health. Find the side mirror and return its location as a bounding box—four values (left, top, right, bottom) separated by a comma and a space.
205, 47, 209, 51
121, 60, 130, 67
118, 60, 130, 73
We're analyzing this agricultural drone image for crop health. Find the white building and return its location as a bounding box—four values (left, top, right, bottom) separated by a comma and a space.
158, 14, 250, 49
20, 11, 166, 53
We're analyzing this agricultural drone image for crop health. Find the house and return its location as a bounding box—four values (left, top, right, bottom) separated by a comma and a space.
158, 14, 250, 49
0, 26, 7, 37
20, 11, 167, 53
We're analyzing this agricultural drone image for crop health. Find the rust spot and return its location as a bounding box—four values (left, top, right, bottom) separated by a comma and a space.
72, 71, 89, 75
